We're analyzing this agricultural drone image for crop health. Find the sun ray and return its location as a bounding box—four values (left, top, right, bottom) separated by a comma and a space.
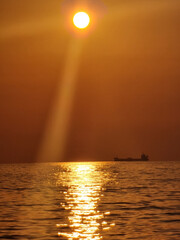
36, 39, 83, 162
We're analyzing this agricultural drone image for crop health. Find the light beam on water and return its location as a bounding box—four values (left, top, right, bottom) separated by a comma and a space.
36, 39, 83, 162
56, 163, 115, 239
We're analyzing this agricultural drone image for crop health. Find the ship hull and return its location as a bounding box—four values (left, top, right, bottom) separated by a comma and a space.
114, 154, 149, 161
114, 158, 148, 162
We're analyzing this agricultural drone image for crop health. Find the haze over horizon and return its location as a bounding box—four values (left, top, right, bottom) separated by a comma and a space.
1, 0, 180, 163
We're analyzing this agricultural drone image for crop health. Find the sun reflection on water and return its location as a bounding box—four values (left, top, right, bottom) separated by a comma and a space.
57, 163, 115, 239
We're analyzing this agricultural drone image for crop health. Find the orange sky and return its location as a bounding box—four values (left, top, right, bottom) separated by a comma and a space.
0, 0, 180, 162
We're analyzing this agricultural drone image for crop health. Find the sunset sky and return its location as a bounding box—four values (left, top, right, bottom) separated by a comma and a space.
1, 0, 180, 163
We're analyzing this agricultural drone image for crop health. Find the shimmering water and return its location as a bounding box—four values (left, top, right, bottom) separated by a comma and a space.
0, 161, 180, 239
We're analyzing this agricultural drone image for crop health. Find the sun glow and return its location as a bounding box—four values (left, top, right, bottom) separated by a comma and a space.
73, 12, 90, 29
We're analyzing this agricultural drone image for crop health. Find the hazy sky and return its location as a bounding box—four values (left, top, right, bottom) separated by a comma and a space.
1, 0, 180, 163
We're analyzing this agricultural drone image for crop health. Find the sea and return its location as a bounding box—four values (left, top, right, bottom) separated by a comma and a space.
0, 161, 180, 240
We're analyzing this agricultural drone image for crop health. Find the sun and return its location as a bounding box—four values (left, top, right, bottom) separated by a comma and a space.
73, 12, 90, 29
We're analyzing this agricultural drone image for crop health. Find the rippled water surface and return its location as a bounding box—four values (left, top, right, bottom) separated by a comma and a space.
0, 161, 180, 239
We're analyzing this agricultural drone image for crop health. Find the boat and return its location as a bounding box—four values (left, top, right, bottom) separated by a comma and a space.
114, 153, 149, 161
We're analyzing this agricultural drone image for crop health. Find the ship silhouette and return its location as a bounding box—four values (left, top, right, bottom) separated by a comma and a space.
114, 153, 149, 161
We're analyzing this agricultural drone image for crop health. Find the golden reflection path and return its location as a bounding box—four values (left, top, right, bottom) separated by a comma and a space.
57, 163, 115, 239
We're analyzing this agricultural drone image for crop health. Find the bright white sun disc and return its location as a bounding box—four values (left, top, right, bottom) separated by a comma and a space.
73, 12, 90, 29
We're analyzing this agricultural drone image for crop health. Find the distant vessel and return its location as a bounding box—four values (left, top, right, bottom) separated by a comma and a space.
114, 153, 149, 161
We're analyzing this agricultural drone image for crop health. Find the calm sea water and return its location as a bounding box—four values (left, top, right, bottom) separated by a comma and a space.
0, 161, 180, 240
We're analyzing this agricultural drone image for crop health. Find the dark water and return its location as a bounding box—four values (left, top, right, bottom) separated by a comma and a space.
0, 161, 180, 239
